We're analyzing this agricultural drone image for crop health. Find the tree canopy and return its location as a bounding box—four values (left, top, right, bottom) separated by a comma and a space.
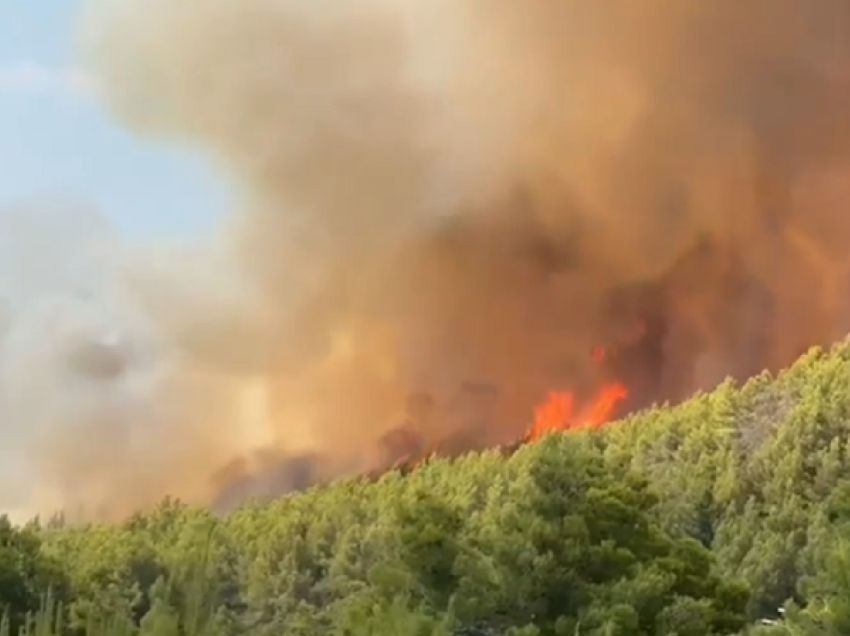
7, 341, 850, 635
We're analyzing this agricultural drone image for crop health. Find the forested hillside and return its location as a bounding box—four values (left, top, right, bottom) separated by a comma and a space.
5, 342, 850, 635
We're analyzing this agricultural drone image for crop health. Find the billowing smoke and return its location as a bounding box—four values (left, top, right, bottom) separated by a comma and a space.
3, 0, 850, 519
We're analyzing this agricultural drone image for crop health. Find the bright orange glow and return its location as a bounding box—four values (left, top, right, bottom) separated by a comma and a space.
386, 337, 634, 474
526, 382, 628, 441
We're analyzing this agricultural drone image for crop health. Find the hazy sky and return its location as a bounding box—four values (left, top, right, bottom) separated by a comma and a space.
0, 0, 231, 242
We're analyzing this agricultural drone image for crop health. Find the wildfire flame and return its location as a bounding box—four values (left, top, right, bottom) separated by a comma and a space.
525, 342, 629, 441
525, 382, 628, 441
395, 379, 628, 473
390, 343, 630, 475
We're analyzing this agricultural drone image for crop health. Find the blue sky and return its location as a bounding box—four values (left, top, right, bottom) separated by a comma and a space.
0, 0, 231, 242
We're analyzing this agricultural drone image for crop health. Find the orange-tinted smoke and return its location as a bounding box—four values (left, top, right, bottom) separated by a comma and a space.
8, 0, 848, 518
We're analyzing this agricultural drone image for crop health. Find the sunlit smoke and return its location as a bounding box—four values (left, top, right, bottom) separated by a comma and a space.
3, 0, 850, 519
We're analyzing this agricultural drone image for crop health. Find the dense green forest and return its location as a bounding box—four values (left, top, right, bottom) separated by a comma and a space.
6, 342, 850, 635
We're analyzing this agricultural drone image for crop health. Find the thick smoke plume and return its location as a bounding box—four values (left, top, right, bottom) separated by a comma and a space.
4, 0, 850, 520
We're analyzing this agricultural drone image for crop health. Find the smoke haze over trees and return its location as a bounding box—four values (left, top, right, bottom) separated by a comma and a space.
2, 341, 850, 634
4, 0, 850, 521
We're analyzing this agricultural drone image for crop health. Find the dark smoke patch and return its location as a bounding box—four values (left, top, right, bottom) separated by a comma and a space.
64, 339, 131, 380
211, 450, 324, 513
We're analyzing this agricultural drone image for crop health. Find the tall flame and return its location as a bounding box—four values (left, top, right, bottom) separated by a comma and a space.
380, 342, 631, 475
525, 382, 628, 441
525, 341, 629, 442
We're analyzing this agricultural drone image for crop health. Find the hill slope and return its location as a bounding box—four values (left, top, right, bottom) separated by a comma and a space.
7, 342, 850, 635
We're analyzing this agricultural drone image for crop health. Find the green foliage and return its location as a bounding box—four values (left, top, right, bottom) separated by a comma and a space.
602, 341, 850, 619
11, 340, 850, 634
0, 517, 69, 634
0, 435, 748, 636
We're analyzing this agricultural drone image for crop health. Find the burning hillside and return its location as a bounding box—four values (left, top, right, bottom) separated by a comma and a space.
208, 250, 793, 509
3, 0, 850, 520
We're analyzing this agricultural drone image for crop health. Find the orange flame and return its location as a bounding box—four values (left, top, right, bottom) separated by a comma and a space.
525, 340, 628, 442
526, 382, 628, 441
385, 341, 631, 475
525, 342, 629, 442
